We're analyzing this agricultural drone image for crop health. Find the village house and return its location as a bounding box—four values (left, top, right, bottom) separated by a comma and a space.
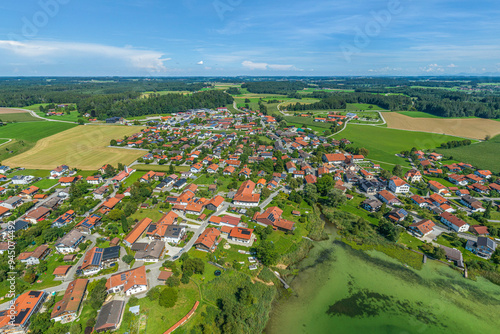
409, 219, 435, 237
253, 206, 295, 231
54, 230, 85, 254
388, 176, 410, 194
0, 291, 47, 333
18, 244, 51, 265
233, 180, 260, 207
94, 300, 125, 333
194, 227, 221, 252
465, 237, 496, 259
51, 279, 88, 323
106, 266, 148, 296
440, 212, 469, 232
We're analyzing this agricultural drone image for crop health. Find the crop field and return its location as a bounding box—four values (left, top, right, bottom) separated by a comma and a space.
0, 112, 43, 122
338, 124, 469, 167
0, 121, 77, 161
383, 112, 500, 140
436, 135, 500, 173
0, 108, 30, 114
4, 125, 144, 170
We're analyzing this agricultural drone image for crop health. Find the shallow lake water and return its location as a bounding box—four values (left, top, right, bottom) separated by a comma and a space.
265, 230, 500, 334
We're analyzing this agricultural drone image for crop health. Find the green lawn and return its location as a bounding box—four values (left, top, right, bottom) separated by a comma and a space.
0, 122, 77, 161
339, 195, 380, 225
436, 135, 500, 173
118, 282, 199, 334
8, 169, 52, 177
338, 124, 469, 168
130, 207, 164, 223
32, 178, 59, 189
123, 171, 144, 187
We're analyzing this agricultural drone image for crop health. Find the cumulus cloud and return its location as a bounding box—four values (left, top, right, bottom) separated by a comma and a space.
420, 63, 444, 73
447, 63, 458, 68
242, 60, 299, 71
197, 60, 204, 65
0, 40, 169, 72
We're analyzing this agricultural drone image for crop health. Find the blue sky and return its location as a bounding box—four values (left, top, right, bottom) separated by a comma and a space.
0, 0, 499, 76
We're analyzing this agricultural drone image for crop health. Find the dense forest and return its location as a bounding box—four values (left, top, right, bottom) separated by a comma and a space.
0, 78, 210, 108
0, 77, 499, 119
78, 90, 233, 119
241, 81, 309, 94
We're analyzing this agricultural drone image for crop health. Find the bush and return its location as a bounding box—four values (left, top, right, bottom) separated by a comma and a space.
122, 254, 134, 264
166, 276, 180, 287
159, 287, 178, 308
128, 296, 139, 306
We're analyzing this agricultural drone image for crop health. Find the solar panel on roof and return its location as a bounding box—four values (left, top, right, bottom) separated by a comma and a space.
92, 252, 102, 266
242, 230, 250, 235
121, 273, 127, 280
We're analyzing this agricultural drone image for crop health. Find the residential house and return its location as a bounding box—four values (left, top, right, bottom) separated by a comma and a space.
18, 245, 50, 265
233, 180, 260, 207
253, 206, 295, 231
55, 230, 85, 254
0, 196, 23, 210
135, 240, 165, 262
51, 279, 88, 323
465, 237, 496, 259
404, 169, 422, 183
52, 210, 75, 228
0, 291, 46, 333
361, 199, 383, 212
440, 212, 469, 232
163, 225, 186, 244
409, 219, 435, 237
94, 300, 125, 333
124, 218, 152, 246
228, 227, 254, 244
460, 195, 485, 212
388, 176, 410, 194
194, 228, 221, 252
24, 206, 51, 224
377, 190, 402, 206
106, 266, 148, 296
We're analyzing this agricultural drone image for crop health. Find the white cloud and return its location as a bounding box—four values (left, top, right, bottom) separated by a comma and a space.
0, 40, 169, 72
420, 63, 444, 73
242, 60, 299, 71
447, 63, 458, 68
197, 60, 204, 65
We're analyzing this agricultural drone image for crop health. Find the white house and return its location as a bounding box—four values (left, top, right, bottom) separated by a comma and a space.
106, 266, 148, 296
440, 212, 469, 232
388, 176, 410, 194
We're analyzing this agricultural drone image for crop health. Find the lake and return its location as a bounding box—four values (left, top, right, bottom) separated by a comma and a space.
265, 231, 500, 334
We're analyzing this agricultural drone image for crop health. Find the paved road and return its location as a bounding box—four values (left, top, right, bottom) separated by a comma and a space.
258, 187, 282, 210
18, 108, 77, 124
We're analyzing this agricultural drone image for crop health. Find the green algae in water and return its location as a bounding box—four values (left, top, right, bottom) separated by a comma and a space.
265, 238, 500, 334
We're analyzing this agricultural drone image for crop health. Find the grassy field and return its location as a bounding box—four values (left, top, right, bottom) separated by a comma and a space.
346, 103, 387, 111
0, 112, 43, 122
34, 110, 81, 122
338, 124, 469, 167
436, 135, 500, 173
0, 122, 77, 162
32, 178, 59, 189
4, 125, 144, 170
383, 112, 499, 140
118, 281, 199, 334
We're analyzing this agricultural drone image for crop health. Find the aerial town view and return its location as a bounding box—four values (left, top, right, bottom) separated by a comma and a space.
0, 1, 499, 334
